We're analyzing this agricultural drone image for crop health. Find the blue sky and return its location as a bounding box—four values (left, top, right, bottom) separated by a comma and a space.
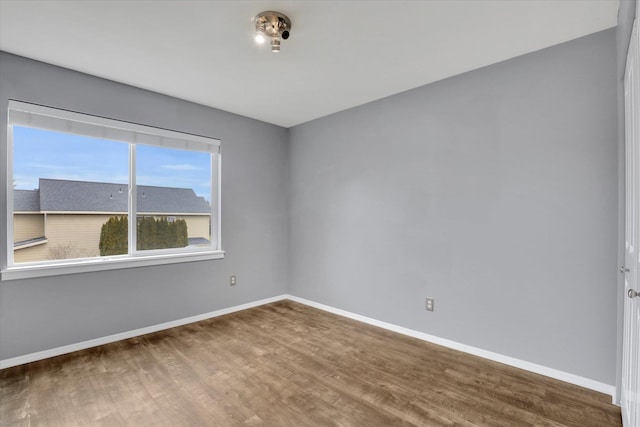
13, 127, 212, 201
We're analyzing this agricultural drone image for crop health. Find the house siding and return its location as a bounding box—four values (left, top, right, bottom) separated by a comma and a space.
13, 214, 44, 243
47, 214, 114, 259
174, 215, 210, 240
14, 241, 49, 263
14, 214, 211, 263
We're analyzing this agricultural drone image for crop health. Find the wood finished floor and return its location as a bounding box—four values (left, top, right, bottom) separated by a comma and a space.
0, 300, 621, 426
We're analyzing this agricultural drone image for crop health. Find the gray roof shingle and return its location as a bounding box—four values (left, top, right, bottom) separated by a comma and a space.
34, 179, 210, 213
14, 189, 40, 212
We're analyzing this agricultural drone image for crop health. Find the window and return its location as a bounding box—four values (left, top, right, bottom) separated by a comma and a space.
2, 101, 222, 280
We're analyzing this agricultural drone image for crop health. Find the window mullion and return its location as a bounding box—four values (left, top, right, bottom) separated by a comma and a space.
129, 143, 137, 256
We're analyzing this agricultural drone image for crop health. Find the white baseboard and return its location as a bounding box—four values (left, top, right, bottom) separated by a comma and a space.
0, 294, 288, 370
0, 293, 617, 405
285, 294, 617, 404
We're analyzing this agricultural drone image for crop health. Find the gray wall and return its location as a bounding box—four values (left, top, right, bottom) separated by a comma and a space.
288, 29, 618, 385
616, 0, 637, 402
0, 52, 289, 360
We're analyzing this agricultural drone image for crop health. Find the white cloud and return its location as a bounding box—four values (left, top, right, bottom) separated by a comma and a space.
28, 163, 69, 170
161, 164, 200, 171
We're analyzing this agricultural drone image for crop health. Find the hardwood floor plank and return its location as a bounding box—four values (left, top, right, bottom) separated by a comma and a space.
0, 300, 621, 426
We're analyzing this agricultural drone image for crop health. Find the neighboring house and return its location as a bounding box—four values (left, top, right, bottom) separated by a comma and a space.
13, 178, 211, 263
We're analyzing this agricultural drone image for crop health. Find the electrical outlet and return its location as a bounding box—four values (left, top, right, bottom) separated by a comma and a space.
426, 297, 434, 312
230, 275, 236, 286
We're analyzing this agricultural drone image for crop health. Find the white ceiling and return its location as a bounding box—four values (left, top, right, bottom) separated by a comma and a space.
0, 1, 619, 128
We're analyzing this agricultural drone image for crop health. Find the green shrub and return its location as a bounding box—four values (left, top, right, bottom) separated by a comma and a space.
99, 216, 189, 255
99, 216, 128, 256
136, 217, 188, 250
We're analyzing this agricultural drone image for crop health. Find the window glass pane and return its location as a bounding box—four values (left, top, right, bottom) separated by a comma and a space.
7, 101, 221, 278
135, 144, 212, 251
12, 126, 129, 263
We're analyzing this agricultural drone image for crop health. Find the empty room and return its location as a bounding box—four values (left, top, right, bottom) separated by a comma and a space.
0, 0, 639, 425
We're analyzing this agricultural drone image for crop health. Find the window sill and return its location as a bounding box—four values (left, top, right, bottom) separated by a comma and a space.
0, 250, 225, 281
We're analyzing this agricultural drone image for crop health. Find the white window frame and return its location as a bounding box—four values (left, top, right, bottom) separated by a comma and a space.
1, 100, 224, 281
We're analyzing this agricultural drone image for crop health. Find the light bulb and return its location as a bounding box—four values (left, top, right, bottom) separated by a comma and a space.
255, 32, 266, 44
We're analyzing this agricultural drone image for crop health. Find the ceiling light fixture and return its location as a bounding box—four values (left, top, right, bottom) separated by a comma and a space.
254, 11, 291, 53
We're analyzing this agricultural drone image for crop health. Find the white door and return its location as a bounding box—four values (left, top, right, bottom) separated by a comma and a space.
622, 18, 640, 427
